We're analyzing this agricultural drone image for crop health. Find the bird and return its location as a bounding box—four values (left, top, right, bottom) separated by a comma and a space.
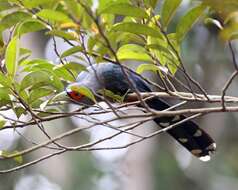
66, 62, 216, 161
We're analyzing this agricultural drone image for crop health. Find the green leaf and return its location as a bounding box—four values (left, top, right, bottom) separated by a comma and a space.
21, 0, 55, 8
115, 32, 146, 46
47, 30, 78, 40
98, 89, 124, 103
220, 23, 238, 41
14, 106, 27, 118
20, 71, 50, 90
29, 88, 54, 103
70, 85, 96, 102
100, 3, 149, 18
0, 150, 23, 164
230, 33, 238, 40
61, 46, 84, 58
40, 98, 53, 110
0, 73, 11, 87
53, 68, 76, 82
161, 0, 182, 29
22, 63, 53, 72
20, 60, 57, 84
64, 0, 81, 19
54, 62, 87, 73
146, 44, 174, 57
117, 44, 153, 62
5, 36, 20, 79
14, 154, 23, 164
48, 74, 64, 91
112, 22, 163, 38
176, 4, 207, 42
224, 10, 238, 24
0, 116, 6, 128
36, 9, 72, 23
203, 0, 238, 18
37, 108, 61, 117
100, 14, 115, 28
53, 62, 86, 82
0, 87, 10, 98
98, 0, 129, 12
0, 11, 31, 32
16, 19, 46, 36
0, 2, 11, 12
144, 0, 159, 8
20, 58, 52, 66
20, 48, 32, 57
147, 33, 180, 75
167, 33, 180, 52
136, 63, 165, 74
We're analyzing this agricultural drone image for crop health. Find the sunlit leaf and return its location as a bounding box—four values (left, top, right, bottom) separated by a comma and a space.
14, 154, 23, 164
54, 62, 87, 73
37, 108, 61, 117
36, 9, 72, 23
0, 73, 11, 87
20, 48, 31, 57
40, 98, 52, 110
230, 33, 238, 40
0, 116, 6, 128
20, 58, 52, 66
0, 11, 31, 32
29, 88, 54, 103
15, 106, 27, 118
176, 4, 207, 42
98, 89, 124, 103
204, 0, 238, 18
224, 12, 238, 24
117, 44, 153, 62
144, 0, 159, 8
48, 74, 64, 91
0, 2, 11, 12
0, 87, 11, 102
53, 62, 86, 82
100, 3, 149, 18
20, 71, 50, 90
21, 0, 55, 8
147, 33, 180, 75
161, 0, 182, 29
61, 46, 84, 58
64, 0, 81, 19
146, 44, 174, 57
5, 36, 20, 79
98, 0, 129, 12
47, 30, 78, 40
0, 150, 23, 164
16, 19, 46, 36
136, 63, 168, 74
220, 23, 238, 41
112, 22, 163, 38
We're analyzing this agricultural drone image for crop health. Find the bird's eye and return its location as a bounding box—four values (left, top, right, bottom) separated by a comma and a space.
67, 90, 84, 102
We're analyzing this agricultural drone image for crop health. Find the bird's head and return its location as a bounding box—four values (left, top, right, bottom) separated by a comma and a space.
65, 83, 85, 102
65, 83, 96, 106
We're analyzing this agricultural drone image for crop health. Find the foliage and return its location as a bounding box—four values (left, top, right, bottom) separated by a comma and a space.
0, 0, 237, 170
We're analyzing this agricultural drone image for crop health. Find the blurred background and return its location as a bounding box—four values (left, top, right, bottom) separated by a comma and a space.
0, 0, 238, 190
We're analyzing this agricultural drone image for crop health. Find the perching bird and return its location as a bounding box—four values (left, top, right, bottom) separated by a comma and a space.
66, 62, 216, 161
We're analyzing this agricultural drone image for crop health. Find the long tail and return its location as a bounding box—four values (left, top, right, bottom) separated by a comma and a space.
146, 98, 216, 161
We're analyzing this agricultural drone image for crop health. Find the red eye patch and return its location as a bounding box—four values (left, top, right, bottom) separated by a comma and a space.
68, 91, 84, 102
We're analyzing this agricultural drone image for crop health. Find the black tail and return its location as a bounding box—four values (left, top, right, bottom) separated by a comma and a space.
146, 98, 216, 161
